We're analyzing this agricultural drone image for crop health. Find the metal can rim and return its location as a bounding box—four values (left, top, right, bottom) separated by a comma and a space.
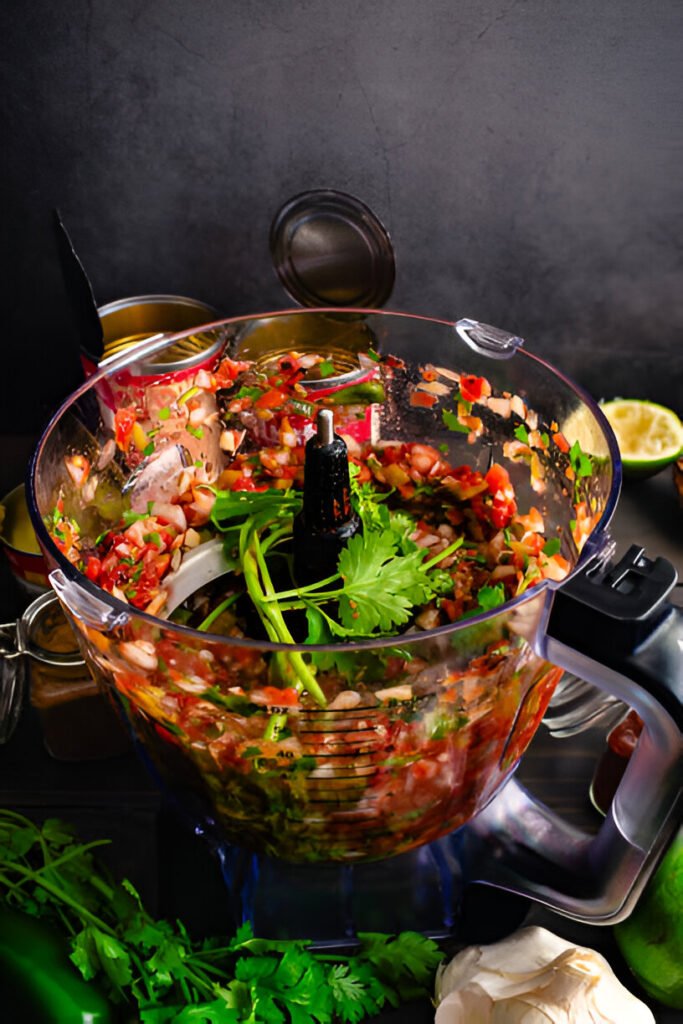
96, 294, 225, 377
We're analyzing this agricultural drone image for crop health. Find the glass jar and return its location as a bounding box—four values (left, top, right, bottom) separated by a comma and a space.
1, 592, 130, 761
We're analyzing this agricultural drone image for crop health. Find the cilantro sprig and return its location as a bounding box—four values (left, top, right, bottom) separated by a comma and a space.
211, 479, 462, 654
263, 530, 460, 638
0, 810, 443, 1022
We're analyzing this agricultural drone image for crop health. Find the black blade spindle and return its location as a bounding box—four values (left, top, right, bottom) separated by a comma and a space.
293, 409, 360, 585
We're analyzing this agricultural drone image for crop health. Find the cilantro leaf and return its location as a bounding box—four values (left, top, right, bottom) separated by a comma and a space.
328, 962, 385, 1023
41, 818, 77, 847
356, 930, 443, 994
569, 439, 593, 478
318, 359, 336, 378
475, 583, 507, 612
336, 532, 436, 635
349, 467, 391, 532
71, 925, 133, 991
387, 510, 419, 552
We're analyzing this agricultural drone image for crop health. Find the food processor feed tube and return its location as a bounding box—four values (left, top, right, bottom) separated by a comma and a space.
28, 311, 682, 931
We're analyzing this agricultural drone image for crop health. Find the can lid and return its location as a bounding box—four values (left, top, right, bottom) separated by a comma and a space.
269, 190, 395, 309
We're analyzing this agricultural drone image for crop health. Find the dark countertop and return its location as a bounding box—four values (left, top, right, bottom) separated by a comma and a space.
1, 444, 681, 1022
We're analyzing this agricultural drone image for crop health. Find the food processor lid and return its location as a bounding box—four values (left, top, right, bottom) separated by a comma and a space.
269, 190, 396, 308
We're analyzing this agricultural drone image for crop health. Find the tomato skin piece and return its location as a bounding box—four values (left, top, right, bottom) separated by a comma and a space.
154, 722, 182, 748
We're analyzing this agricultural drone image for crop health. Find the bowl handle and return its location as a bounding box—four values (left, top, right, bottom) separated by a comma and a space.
50, 568, 130, 632
466, 544, 682, 924
453, 319, 524, 360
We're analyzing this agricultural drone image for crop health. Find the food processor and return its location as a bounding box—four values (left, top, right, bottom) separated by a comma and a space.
26, 309, 682, 939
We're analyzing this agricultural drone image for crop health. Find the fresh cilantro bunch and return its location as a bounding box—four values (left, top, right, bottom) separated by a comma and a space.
0, 811, 443, 1023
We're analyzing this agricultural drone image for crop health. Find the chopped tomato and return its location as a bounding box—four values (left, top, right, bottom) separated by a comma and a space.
255, 387, 288, 411
259, 686, 300, 707
552, 431, 570, 453
410, 390, 438, 408
214, 357, 251, 387
459, 374, 491, 404
114, 407, 137, 450
469, 463, 518, 529
485, 463, 514, 497
230, 477, 271, 492
84, 555, 101, 582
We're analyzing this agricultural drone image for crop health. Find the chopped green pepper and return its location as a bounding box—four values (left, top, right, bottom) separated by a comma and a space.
325, 380, 386, 405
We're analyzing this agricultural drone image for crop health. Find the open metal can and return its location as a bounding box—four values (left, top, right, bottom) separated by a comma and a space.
84, 294, 227, 417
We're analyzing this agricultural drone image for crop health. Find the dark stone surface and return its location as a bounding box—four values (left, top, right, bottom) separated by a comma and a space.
2, 0, 682, 432
1, 4, 681, 1015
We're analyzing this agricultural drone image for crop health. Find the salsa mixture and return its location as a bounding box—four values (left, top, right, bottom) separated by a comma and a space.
46, 342, 598, 860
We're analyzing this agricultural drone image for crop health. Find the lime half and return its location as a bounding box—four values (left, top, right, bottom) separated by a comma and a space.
600, 399, 683, 478
615, 830, 683, 1009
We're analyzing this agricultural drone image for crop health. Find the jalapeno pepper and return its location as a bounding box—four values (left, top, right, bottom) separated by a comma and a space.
0, 907, 113, 1022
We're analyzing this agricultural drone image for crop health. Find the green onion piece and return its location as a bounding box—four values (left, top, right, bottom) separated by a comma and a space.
197, 593, 240, 633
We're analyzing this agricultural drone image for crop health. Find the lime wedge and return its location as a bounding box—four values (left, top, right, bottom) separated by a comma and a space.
600, 399, 683, 478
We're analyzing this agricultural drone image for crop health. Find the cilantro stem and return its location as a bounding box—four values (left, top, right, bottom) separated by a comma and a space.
259, 572, 342, 602
0, 865, 117, 936
41, 839, 112, 875
241, 524, 327, 707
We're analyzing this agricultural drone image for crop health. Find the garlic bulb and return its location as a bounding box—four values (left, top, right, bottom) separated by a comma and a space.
435, 926, 654, 1023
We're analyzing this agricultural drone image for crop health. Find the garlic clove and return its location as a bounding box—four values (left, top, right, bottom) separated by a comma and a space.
435, 926, 655, 1024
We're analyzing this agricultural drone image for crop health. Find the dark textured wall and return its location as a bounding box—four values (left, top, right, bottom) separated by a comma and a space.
2, 0, 682, 432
